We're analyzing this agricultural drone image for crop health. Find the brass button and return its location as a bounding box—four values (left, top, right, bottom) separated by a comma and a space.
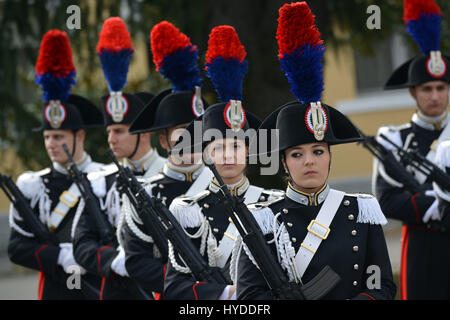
343, 200, 350, 206
351, 230, 357, 236
208, 216, 214, 221
348, 214, 355, 221
158, 184, 164, 189
282, 208, 288, 214
353, 281, 358, 286
354, 264, 359, 270
203, 203, 210, 209
353, 246, 359, 252
287, 222, 293, 227
259, 196, 266, 201
291, 237, 297, 243
213, 228, 219, 233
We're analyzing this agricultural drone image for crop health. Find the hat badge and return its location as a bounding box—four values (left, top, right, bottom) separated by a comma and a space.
427, 51, 447, 78
106, 91, 129, 122
305, 102, 328, 141
191, 86, 205, 117
224, 100, 246, 132
44, 100, 67, 129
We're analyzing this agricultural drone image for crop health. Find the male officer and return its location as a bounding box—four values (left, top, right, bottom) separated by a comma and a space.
7, 29, 105, 300
373, 0, 450, 300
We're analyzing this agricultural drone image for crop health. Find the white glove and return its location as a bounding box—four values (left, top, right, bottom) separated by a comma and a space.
423, 191, 441, 223
218, 285, 237, 300
110, 246, 129, 277
57, 243, 86, 275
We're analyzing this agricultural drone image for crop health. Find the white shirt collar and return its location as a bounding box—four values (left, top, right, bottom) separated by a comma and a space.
162, 160, 204, 182
208, 175, 250, 197
53, 152, 91, 175
123, 149, 158, 174
411, 110, 449, 131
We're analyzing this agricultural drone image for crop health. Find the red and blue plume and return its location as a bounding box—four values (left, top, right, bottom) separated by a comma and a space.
403, 0, 442, 55
35, 29, 76, 102
276, 2, 324, 104
205, 25, 248, 102
96, 17, 134, 92
150, 21, 201, 92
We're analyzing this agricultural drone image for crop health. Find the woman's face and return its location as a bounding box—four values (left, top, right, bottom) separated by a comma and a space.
205, 138, 248, 184
283, 142, 331, 193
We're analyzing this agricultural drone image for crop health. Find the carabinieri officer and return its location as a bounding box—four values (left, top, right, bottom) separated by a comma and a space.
163, 25, 283, 300
235, 2, 396, 300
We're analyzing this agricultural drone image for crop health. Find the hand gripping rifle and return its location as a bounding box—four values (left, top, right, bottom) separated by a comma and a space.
0, 173, 58, 245
356, 128, 423, 193
62, 144, 117, 247
204, 160, 340, 300
378, 134, 450, 193
108, 150, 227, 284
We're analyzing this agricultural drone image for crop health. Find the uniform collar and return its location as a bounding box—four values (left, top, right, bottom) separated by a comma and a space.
286, 182, 329, 206
162, 160, 204, 182
208, 176, 250, 197
412, 110, 448, 131
52, 152, 91, 175
123, 148, 159, 174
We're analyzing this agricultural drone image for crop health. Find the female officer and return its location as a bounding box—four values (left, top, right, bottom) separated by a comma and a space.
163, 25, 283, 300
234, 2, 396, 300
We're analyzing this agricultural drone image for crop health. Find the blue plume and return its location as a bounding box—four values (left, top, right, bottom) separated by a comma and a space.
98, 48, 133, 92
35, 72, 76, 102
205, 57, 248, 102
159, 45, 202, 92
406, 13, 441, 54
279, 44, 325, 104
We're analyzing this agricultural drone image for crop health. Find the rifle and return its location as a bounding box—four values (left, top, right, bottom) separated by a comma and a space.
203, 159, 340, 300
378, 133, 450, 193
356, 128, 423, 193
109, 150, 227, 284
62, 144, 117, 247
0, 173, 58, 245
0, 171, 101, 298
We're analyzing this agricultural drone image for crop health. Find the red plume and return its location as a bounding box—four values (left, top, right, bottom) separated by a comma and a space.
205, 25, 246, 65
150, 21, 193, 71
96, 17, 134, 53
276, 2, 323, 58
35, 29, 75, 77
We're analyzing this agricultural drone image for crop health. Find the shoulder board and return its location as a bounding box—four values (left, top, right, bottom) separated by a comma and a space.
261, 188, 285, 199
247, 193, 285, 211
376, 125, 405, 151
169, 191, 211, 229
345, 193, 388, 225
143, 173, 165, 185
87, 163, 118, 181
344, 192, 374, 199
379, 123, 411, 133
16, 168, 50, 199
84, 161, 106, 174
171, 190, 211, 207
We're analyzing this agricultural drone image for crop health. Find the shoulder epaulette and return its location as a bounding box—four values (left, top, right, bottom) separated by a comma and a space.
248, 192, 285, 211
87, 163, 118, 181
16, 168, 51, 199
345, 193, 387, 225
